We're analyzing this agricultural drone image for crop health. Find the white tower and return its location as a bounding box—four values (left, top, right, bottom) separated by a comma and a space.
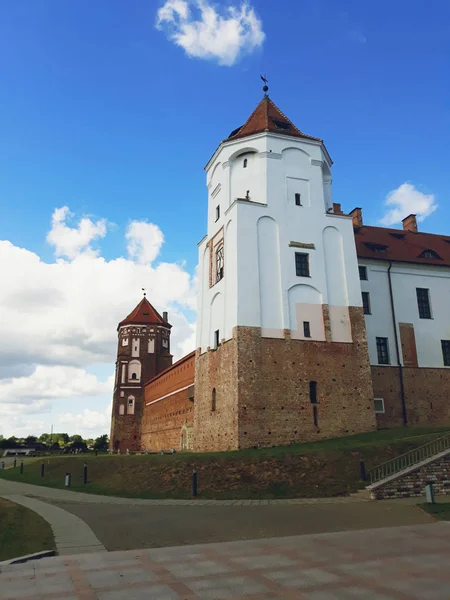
193, 91, 375, 452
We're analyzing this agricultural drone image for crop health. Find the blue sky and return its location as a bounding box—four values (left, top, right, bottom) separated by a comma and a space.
0, 0, 449, 438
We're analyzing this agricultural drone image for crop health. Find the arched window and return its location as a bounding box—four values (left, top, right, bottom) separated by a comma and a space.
128, 360, 141, 382
216, 245, 224, 282
243, 158, 248, 168
212, 388, 216, 412
127, 396, 135, 415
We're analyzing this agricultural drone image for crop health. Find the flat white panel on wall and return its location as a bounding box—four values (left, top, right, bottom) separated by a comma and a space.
131, 338, 140, 357
288, 284, 325, 340
257, 216, 283, 334
210, 292, 224, 348
148, 338, 155, 353
286, 177, 310, 207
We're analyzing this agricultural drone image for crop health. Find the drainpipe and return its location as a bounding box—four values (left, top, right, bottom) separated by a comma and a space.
387, 261, 407, 425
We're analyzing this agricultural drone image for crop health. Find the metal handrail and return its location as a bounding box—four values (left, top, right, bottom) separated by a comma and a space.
369, 433, 450, 484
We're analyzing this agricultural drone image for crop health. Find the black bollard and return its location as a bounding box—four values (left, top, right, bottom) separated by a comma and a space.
65, 472, 71, 487
83, 462, 88, 485
20, 461, 23, 475
41, 463, 45, 478
360, 457, 367, 481
13, 458, 16, 468
192, 468, 198, 498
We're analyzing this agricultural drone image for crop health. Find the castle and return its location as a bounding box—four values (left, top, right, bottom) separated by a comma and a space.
110, 91, 450, 453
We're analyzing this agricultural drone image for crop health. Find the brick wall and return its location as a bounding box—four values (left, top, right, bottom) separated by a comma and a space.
370, 453, 450, 500
193, 338, 239, 452
141, 352, 195, 452
372, 366, 450, 429
193, 306, 376, 452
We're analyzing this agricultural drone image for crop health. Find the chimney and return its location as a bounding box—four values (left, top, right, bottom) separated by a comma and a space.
402, 214, 418, 233
349, 207, 363, 228
163, 311, 168, 322
333, 202, 343, 215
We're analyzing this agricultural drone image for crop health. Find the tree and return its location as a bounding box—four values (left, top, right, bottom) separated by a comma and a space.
93, 434, 109, 451
70, 435, 84, 443
25, 435, 37, 446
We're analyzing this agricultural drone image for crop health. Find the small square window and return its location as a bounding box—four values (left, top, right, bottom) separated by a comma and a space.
303, 321, 311, 338
374, 398, 385, 413
416, 288, 432, 319
295, 193, 302, 206
442, 340, 450, 366
214, 330, 220, 349
295, 253, 310, 277
362, 291, 371, 315
376, 337, 390, 365
359, 266, 368, 280
215, 205, 220, 221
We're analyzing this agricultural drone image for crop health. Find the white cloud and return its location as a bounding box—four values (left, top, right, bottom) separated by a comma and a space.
126, 221, 164, 264
156, 0, 265, 66
379, 183, 438, 226
46, 206, 108, 259
0, 207, 197, 438
58, 405, 112, 436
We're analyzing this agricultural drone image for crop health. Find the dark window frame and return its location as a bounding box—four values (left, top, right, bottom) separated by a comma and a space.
359, 266, 368, 280
442, 340, 450, 366
309, 381, 318, 404
295, 193, 302, 206
295, 252, 310, 277
212, 388, 217, 412
416, 288, 432, 319
216, 245, 224, 282
362, 291, 371, 315
303, 321, 311, 338
376, 337, 390, 365
214, 330, 220, 349
243, 158, 248, 168
215, 205, 220, 222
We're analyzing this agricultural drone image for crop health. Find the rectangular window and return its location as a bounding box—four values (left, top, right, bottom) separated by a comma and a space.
214, 330, 220, 349
442, 340, 450, 366
303, 321, 311, 338
374, 398, 385, 414
295, 253, 310, 277
309, 381, 317, 404
416, 288, 432, 319
295, 193, 302, 206
376, 337, 390, 365
215, 205, 220, 221
362, 291, 371, 315
359, 266, 368, 280
313, 405, 318, 427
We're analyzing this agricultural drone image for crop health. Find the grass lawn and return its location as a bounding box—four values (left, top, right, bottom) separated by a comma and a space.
0, 426, 449, 500
419, 502, 450, 520
0, 498, 54, 562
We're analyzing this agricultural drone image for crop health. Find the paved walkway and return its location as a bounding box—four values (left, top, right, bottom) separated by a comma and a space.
0, 478, 370, 505
1, 494, 105, 556
1, 523, 449, 599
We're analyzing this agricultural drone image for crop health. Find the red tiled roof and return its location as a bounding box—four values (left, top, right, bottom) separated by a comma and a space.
225, 96, 322, 143
118, 297, 170, 329
355, 225, 450, 268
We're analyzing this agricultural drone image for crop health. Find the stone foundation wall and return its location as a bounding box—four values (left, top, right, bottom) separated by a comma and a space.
193, 306, 376, 452
372, 366, 450, 429
236, 306, 376, 449
193, 338, 239, 452
370, 453, 450, 500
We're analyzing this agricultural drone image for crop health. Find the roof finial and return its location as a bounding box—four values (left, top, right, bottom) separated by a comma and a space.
142, 287, 146, 297
260, 74, 269, 96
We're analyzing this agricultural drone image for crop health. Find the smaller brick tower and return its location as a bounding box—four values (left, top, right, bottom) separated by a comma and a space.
110, 295, 172, 452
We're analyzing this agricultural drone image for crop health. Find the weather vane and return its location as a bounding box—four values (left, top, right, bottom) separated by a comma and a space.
261, 74, 269, 95
142, 288, 146, 297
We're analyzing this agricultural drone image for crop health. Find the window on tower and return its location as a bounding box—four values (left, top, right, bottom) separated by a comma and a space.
214, 330, 220, 349
295, 253, 310, 277
216, 245, 224, 282
215, 205, 220, 221
295, 193, 302, 206
243, 158, 248, 168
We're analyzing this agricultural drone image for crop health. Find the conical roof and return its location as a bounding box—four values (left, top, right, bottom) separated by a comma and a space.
225, 95, 322, 143
118, 297, 170, 329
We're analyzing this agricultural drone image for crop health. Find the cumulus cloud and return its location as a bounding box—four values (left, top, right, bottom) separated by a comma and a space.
379, 183, 438, 226
126, 221, 164, 264
0, 207, 197, 438
156, 0, 265, 66
46, 206, 108, 259
58, 405, 112, 436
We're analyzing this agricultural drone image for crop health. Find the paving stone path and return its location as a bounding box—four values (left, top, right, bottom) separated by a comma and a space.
1, 522, 449, 599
